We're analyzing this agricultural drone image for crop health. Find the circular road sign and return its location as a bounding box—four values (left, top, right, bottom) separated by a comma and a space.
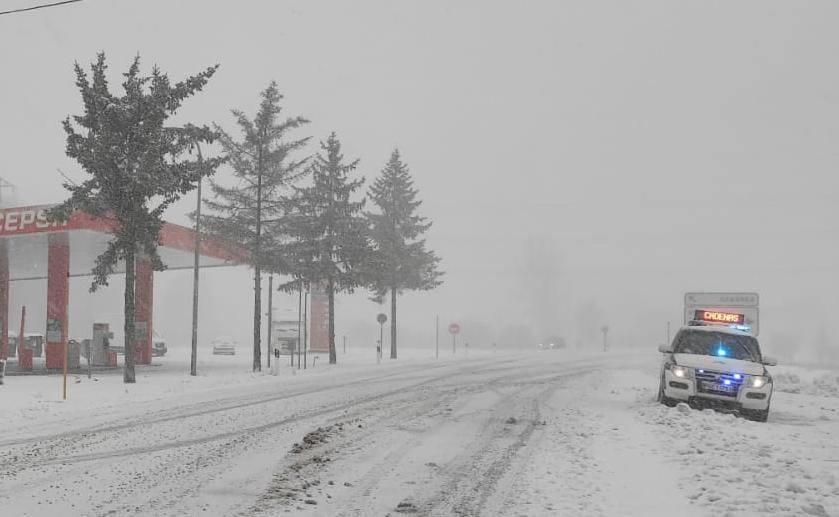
448, 323, 460, 335
377, 313, 387, 324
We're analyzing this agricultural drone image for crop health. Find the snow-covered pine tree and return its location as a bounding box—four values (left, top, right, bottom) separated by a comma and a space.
200, 82, 310, 372
280, 133, 369, 364
50, 53, 222, 383
367, 150, 443, 359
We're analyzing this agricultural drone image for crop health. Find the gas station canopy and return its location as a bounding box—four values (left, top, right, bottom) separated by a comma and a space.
0, 204, 242, 281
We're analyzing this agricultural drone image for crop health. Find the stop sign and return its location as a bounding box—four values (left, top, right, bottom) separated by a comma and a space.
448, 323, 460, 335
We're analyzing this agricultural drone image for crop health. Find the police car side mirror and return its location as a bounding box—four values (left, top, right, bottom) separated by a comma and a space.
658, 344, 672, 354
762, 356, 778, 366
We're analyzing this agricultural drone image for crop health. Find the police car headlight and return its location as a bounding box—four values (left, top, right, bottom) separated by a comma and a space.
670, 365, 692, 378
749, 376, 770, 389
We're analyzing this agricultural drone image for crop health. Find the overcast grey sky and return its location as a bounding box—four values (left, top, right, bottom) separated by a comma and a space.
1, 1, 838, 358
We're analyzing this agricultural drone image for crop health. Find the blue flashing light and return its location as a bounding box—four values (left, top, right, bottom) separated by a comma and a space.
698, 369, 704, 373
716, 346, 727, 357
723, 379, 732, 386
733, 373, 742, 380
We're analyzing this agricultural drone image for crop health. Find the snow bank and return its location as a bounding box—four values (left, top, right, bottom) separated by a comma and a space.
773, 369, 839, 398
638, 393, 839, 516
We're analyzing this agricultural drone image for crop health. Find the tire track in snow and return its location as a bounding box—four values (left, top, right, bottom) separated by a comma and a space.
0, 355, 603, 474
0, 354, 575, 496
280, 365, 595, 516
0, 357, 533, 474
0, 359, 468, 449
116, 362, 573, 517
0, 370, 456, 472
419, 382, 555, 516
0, 354, 621, 516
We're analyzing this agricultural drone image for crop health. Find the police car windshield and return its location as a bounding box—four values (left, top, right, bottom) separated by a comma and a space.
673, 330, 761, 362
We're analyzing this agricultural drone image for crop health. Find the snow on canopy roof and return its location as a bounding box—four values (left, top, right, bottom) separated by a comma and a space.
0, 204, 245, 281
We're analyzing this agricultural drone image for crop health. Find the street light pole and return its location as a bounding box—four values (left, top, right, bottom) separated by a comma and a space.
295, 283, 302, 367
190, 144, 204, 377
266, 275, 273, 369
297, 289, 309, 370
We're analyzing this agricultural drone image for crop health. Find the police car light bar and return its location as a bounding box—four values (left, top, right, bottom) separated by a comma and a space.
693, 310, 745, 325
730, 323, 752, 333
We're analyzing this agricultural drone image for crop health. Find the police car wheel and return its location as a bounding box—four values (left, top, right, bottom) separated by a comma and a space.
657, 375, 664, 402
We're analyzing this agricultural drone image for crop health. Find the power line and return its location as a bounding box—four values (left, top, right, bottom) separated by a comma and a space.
0, 0, 83, 16
56, 168, 78, 186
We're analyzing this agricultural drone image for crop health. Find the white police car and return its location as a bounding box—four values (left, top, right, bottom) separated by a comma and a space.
657, 319, 776, 422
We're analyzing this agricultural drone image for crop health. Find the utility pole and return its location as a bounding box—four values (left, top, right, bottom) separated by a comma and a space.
266, 275, 273, 368
343, 335, 346, 355
602, 325, 610, 352
190, 145, 203, 377
435, 315, 439, 359
296, 283, 302, 368
666, 321, 671, 346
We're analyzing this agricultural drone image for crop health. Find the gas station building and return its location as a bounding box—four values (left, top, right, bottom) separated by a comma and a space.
0, 204, 242, 370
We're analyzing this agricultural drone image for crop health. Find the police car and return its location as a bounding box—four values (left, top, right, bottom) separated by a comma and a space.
657, 311, 777, 422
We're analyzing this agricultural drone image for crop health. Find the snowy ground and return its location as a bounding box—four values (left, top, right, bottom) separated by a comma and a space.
1, 346, 837, 516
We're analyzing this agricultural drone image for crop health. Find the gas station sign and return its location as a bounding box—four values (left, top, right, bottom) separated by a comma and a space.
0, 206, 68, 236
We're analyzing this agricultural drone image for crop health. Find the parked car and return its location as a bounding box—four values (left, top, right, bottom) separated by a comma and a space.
211, 337, 237, 356
537, 336, 566, 350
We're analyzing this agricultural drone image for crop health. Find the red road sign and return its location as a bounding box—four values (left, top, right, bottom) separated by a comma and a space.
448, 323, 460, 335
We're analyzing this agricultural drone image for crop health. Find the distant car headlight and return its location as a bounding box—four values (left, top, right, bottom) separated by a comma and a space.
749, 375, 770, 388
670, 365, 692, 378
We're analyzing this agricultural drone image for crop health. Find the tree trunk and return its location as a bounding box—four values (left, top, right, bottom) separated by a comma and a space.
123, 248, 136, 383
328, 277, 336, 364
390, 287, 397, 359
253, 266, 262, 372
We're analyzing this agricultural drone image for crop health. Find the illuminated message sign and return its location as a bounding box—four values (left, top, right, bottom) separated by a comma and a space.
694, 310, 745, 325
684, 292, 759, 336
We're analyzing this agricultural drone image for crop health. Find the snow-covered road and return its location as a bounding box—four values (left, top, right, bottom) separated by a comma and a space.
1, 349, 837, 516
